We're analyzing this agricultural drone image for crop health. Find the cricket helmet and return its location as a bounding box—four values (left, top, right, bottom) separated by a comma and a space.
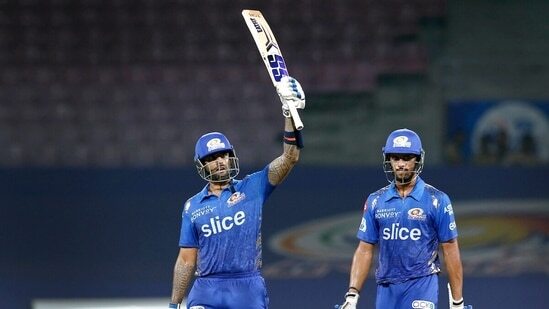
382, 128, 425, 184
194, 132, 239, 182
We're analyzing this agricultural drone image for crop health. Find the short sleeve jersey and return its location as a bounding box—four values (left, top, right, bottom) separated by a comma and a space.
179, 166, 275, 277
357, 177, 458, 284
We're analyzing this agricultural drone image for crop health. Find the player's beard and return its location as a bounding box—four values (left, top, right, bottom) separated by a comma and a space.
394, 169, 415, 185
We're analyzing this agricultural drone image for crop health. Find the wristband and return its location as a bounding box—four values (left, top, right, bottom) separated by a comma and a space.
168, 303, 178, 309
349, 286, 360, 294
452, 298, 464, 305
283, 130, 304, 149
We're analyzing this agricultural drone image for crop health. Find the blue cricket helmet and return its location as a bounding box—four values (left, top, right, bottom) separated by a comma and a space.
194, 132, 239, 182
194, 132, 235, 162
382, 128, 425, 184
382, 128, 423, 156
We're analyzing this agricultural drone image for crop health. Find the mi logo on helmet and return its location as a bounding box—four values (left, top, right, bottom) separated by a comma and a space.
201, 211, 246, 237
206, 138, 226, 152
393, 136, 412, 148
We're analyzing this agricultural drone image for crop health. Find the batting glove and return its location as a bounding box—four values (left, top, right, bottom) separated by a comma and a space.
448, 284, 473, 309
276, 76, 305, 118
335, 291, 359, 309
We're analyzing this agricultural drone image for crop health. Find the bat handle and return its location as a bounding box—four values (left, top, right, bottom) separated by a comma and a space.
288, 103, 304, 130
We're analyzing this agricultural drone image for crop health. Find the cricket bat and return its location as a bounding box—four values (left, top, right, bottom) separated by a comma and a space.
241, 9, 304, 130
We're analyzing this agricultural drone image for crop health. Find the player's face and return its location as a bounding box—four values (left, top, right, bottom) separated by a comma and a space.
204, 152, 230, 181
389, 154, 417, 184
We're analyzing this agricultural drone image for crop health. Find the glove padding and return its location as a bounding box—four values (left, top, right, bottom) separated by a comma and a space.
334, 291, 359, 309
448, 283, 473, 309
276, 76, 305, 118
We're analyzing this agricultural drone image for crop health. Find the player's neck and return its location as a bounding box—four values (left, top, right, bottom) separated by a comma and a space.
208, 181, 231, 196
395, 178, 416, 198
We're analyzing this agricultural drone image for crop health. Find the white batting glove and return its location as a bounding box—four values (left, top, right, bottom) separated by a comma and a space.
448, 283, 473, 309
335, 291, 359, 309
276, 76, 305, 118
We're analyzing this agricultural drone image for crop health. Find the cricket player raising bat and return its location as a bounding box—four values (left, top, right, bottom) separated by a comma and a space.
337, 129, 472, 309
168, 77, 305, 309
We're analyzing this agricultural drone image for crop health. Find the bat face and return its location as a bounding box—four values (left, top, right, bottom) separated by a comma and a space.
268, 54, 288, 82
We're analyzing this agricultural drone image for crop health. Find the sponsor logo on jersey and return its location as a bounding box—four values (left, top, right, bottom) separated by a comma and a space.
206, 138, 226, 152
449, 221, 456, 230
359, 218, 367, 232
201, 210, 246, 237
408, 208, 426, 220
444, 204, 454, 215
227, 191, 246, 207
190, 205, 216, 222
375, 208, 400, 219
184, 200, 191, 213
412, 300, 435, 308
382, 223, 422, 240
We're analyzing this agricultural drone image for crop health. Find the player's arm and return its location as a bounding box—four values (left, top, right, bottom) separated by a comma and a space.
441, 238, 467, 308
170, 247, 198, 306
337, 241, 375, 308
268, 77, 305, 186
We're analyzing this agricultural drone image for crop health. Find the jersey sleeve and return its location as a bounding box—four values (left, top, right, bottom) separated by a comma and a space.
435, 193, 459, 242
178, 199, 199, 248
357, 194, 379, 244
248, 165, 276, 202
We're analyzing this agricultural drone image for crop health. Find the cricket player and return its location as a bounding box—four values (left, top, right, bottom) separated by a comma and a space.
337, 129, 472, 309
168, 77, 305, 309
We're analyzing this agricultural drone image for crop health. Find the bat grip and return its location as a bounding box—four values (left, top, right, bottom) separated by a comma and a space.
288, 103, 304, 130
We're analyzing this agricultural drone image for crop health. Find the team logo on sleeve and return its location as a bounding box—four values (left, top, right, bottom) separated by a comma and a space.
359, 218, 367, 232
408, 208, 426, 220
184, 200, 191, 213
227, 191, 246, 207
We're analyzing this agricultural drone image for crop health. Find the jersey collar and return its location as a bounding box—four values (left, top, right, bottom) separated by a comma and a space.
386, 177, 425, 201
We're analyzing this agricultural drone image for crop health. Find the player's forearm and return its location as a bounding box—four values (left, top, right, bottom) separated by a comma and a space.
348, 244, 373, 292
443, 241, 464, 300
268, 118, 300, 185
170, 258, 196, 304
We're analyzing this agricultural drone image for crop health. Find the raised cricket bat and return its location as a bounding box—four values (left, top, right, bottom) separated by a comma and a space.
241, 9, 304, 130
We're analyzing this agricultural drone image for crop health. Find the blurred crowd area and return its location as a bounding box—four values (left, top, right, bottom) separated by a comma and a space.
1, 0, 547, 167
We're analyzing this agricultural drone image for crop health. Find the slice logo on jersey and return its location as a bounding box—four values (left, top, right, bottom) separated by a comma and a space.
408, 208, 426, 221
393, 135, 412, 148
201, 210, 246, 237
227, 191, 246, 207
359, 217, 367, 232
206, 138, 226, 152
412, 300, 435, 309
382, 223, 422, 241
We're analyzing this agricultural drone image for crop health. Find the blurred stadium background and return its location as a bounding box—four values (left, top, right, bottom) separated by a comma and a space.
1, 0, 547, 308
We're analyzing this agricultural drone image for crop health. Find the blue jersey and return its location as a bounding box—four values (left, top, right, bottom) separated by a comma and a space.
179, 166, 275, 277
357, 177, 458, 284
